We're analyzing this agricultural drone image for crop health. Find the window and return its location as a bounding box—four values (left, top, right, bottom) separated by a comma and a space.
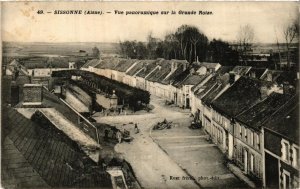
249, 131, 254, 146
282, 170, 290, 189
282, 141, 290, 162
224, 120, 227, 128
244, 127, 247, 141
293, 176, 299, 188
256, 133, 260, 149
239, 125, 242, 138
293, 146, 299, 168
250, 154, 254, 172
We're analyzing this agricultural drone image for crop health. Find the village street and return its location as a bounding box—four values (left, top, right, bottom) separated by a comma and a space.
94, 96, 247, 189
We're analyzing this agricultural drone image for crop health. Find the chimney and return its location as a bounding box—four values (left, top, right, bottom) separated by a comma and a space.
22, 84, 43, 106
251, 71, 256, 78
190, 68, 195, 75
171, 61, 178, 73
283, 81, 294, 96
267, 72, 272, 82
183, 62, 188, 71
229, 71, 235, 85
260, 85, 269, 100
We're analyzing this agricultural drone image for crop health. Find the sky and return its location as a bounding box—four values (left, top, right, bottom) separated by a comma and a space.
2, 2, 298, 43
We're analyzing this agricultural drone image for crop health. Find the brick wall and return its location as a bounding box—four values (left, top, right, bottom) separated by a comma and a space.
23, 84, 43, 103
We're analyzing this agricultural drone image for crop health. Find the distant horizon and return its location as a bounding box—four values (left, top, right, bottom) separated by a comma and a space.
3, 41, 298, 45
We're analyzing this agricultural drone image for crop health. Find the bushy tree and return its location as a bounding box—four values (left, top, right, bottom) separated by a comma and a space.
208, 39, 239, 66
92, 47, 100, 58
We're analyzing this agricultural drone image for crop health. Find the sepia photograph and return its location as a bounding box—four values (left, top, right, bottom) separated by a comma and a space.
1, 1, 299, 189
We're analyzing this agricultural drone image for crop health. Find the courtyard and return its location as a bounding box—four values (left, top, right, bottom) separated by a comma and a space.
94, 96, 248, 188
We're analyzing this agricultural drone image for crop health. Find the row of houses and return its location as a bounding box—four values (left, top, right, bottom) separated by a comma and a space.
81, 57, 299, 188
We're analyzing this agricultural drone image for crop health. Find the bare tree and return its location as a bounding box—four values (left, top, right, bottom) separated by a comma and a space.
283, 19, 299, 68
175, 25, 189, 60
236, 24, 255, 65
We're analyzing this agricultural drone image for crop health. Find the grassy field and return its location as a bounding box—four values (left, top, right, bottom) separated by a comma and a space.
2, 42, 120, 66
3, 42, 119, 57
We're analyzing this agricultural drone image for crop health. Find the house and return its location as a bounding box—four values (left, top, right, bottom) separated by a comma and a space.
65, 84, 93, 113
211, 76, 284, 185
159, 60, 189, 100
134, 59, 161, 91
171, 68, 191, 106
113, 58, 138, 83
146, 59, 188, 98
81, 58, 101, 72
260, 70, 298, 87
239, 53, 271, 67
14, 84, 100, 144
177, 74, 210, 108
171, 62, 219, 108
247, 68, 268, 79
211, 77, 274, 153
263, 94, 299, 189
231, 66, 252, 76
1, 107, 111, 188
195, 62, 221, 75
192, 67, 235, 135
123, 60, 145, 87
235, 92, 292, 186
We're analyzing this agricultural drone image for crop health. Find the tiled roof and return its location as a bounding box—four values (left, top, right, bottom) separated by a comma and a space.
236, 92, 291, 131
232, 66, 251, 75
135, 59, 160, 78
22, 58, 70, 69
94, 58, 121, 70
201, 74, 230, 105
81, 59, 100, 68
263, 94, 299, 144
198, 62, 220, 69
172, 69, 191, 87
247, 68, 267, 79
147, 59, 172, 83
192, 66, 234, 97
67, 84, 92, 107
180, 74, 208, 86
16, 88, 99, 142
211, 76, 273, 118
114, 59, 138, 72
161, 64, 185, 85
9, 59, 20, 67
1, 108, 112, 188
126, 60, 146, 76
260, 70, 298, 86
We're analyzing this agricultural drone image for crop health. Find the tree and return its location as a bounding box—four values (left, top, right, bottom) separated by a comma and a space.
146, 32, 160, 59
236, 24, 255, 65
189, 27, 201, 62
174, 25, 208, 62
136, 42, 147, 59
119, 41, 137, 59
283, 19, 299, 68
208, 39, 239, 66
92, 47, 100, 58
163, 33, 180, 59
